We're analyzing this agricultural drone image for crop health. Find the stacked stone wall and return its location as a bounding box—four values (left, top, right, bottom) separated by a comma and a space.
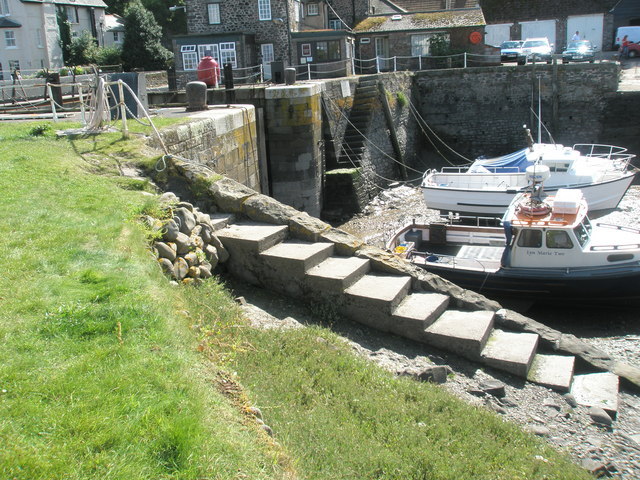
414, 62, 620, 162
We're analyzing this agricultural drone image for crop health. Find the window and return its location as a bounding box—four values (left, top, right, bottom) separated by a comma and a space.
517, 229, 542, 248
181, 45, 196, 52
546, 230, 573, 249
5, 30, 16, 48
113, 31, 121, 43
219, 42, 237, 68
9, 59, 19, 74
411, 32, 449, 56
301, 43, 311, 56
315, 40, 340, 61
307, 3, 319, 15
182, 52, 198, 70
258, 0, 271, 20
198, 44, 219, 61
261, 43, 274, 63
65, 6, 79, 24
208, 3, 221, 24
0, 0, 10, 16
329, 19, 341, 30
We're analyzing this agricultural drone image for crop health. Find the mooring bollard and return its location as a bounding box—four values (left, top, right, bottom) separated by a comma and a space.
185, 81, 208, 111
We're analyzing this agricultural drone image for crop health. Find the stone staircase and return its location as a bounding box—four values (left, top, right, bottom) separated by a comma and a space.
337, 78, 378, 166
213, 218, 620, 410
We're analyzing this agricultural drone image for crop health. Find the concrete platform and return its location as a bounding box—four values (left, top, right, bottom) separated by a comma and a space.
527, 354, 575, 392
216, 222, 288, 253
260, 240, 334, 277
305, 256, 370, 292
424, 310, 495, 360
571, 372, 620, 415
480, 330, 539, 378
210, 213, 235, 231
344, 274, 412, 331
390, 292, 450, 339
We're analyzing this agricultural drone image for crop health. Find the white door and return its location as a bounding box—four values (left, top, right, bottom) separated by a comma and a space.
567, 14, 603, 51
261, 43, 274, 80
485, 23, 513, 46
521, 20, 557, 51
375, 36, 389, 71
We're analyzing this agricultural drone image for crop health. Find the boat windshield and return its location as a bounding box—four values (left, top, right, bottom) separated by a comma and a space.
573, 218, 592, 247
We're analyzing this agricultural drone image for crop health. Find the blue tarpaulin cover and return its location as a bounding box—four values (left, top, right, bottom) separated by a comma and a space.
472, 148, 533, 173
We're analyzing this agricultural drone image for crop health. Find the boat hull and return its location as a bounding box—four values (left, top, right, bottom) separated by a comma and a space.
412, 259, 640, 305
422, 173, 635, 216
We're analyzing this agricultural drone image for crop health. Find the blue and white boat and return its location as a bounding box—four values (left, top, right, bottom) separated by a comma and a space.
389, 182, 640, 305
421, 142, 636, 216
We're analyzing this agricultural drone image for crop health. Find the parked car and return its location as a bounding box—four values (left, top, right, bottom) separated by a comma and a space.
517, 38, 554, 65
562, 40, 596, 63
621, 42, 640, 58
500, 40, 523, 63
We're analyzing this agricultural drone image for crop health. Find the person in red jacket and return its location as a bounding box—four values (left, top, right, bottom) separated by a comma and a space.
620, 35, 631, 59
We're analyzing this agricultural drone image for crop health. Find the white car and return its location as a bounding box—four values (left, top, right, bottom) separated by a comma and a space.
517, 38, 554, 65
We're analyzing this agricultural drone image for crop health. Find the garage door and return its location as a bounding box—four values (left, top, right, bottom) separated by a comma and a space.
567, 14, 603, 51
485, 23, 512, 47
521, 20, 557, 51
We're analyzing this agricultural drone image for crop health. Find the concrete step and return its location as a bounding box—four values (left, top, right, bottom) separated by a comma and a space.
305, 255, 371, 293
389, 292, 450, 340
210, 213, 235, 231
260, 240, 334, 277
216, 222, 289, 254
344, 273, 412, 331
527, 354, 575, 392
570, 372, 620, 416
480, 329, 539, 378
424, 310, 495, 360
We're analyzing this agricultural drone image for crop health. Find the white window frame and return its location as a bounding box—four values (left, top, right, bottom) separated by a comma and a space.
329, 19, 341, 30
182, 52, 198, 70
113, 31, 121, 43
258, 0, 271, 21
207, 3, 220, 24
307, 3, 319, 16
5, 30, 16, 48
198, 44, 219, 61
411, 34, 431, 56
219, 42, 237, 68
301, 43, 311, 56
0, 0, 10, 16
180, 45, 196, 53
261, 43, 274, 63
9, 59, 19, 73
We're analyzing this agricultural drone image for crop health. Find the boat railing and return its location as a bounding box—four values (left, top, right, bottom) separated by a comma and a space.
573, 143, 636, 167
437, 166, 522, 174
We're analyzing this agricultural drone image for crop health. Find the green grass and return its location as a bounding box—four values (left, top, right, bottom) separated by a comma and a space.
0, 120, 592, 480
0, 121, 287, 479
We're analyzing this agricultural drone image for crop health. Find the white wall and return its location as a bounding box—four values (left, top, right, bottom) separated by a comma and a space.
520, 20, 557, 51
567, 14, 604, 51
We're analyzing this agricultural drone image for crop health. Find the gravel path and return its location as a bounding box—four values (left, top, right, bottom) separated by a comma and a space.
229, 184, 640, 478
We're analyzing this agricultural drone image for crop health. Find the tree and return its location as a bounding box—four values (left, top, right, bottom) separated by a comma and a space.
56, 7, 72, 65
68, 31, 99, 65
121, 1, 173, 71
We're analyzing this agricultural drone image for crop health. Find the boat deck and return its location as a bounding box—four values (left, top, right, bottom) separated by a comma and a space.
409, 244, 504, 272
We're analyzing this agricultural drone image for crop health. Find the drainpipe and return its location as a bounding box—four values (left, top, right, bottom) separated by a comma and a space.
284, 0, 293, 65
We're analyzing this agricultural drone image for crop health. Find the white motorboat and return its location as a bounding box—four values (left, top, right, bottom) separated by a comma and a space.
421, 141, 636, 216
389, 179, 640, 305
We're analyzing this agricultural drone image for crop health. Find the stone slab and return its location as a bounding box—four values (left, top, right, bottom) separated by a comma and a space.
424, 310, 495, 360
260, 241, 334, 277
480, 330, 539, 378
390, 292, 450, 340
571, 372, 620, 415
209, 213, 235, 231
527, 354, 575, 392
344, 274, 412, 331
216, 222, 288, 254
305, 256, 370, 292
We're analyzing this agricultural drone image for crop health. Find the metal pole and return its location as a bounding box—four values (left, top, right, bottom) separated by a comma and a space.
118, 80, 128, 139
259, 64, 264, 83
419, 55, 422, 71
307, 63, 311, 80
47, 83, 58, 122
78, 85, 86, 124
376, 56, 380, 73
394, 56, 397, 72
464, 52, 467, 68
351, 56, 355, 76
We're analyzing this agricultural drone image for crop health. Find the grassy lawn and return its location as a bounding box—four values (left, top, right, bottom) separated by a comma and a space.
0, 120, 592, 479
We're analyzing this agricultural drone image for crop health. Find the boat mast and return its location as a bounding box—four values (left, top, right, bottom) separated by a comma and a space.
537, 76, 542, 144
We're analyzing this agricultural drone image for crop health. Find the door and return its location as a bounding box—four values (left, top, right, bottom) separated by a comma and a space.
374, 36, 389, 71
520, 20, 557, 51
261, 43, 274, 80
485, 23, 513, 46
567, 14, 603, 51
